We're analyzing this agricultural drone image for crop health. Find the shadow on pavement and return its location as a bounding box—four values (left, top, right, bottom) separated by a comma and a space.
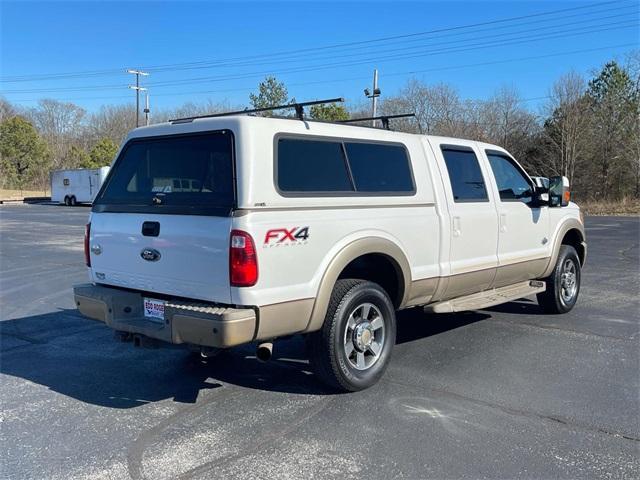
1, 305, 491, 407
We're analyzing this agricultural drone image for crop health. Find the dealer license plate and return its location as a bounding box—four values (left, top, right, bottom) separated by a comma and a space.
143, 298, 165, 322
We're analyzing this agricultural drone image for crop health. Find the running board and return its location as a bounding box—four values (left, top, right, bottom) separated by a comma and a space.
424, 280, 546, 314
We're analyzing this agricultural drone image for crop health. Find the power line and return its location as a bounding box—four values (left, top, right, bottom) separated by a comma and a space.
0, 0, 633, 83
3, 18, 637, 95
142, 21, 640, 88
143, 7, 639, 73
7, 43, 633, 104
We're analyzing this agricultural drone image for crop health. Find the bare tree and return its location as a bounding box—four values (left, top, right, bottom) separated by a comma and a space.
539, 71, 589, 184
27, 99, 86, 170
477, 86, 540, 164
88, 104, 136, 147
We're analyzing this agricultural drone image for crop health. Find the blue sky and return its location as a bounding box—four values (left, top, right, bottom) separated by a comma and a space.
1, 0, 638, 113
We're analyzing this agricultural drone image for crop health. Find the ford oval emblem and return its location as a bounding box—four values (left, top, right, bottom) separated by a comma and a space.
140, 248, 161, 262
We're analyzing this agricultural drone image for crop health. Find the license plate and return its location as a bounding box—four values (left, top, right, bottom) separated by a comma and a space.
143, 298, 165, 322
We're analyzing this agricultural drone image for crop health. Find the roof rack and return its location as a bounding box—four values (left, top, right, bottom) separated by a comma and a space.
170, 97, 345, 123
339, 113, 417, 130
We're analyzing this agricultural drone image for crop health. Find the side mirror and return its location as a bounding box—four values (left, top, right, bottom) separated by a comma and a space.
549, 176, 570, 207
531, 176, 549, 190
529, 188, 549, 208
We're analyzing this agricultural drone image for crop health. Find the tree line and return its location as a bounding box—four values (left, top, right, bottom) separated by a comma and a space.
1, 53, 638, 201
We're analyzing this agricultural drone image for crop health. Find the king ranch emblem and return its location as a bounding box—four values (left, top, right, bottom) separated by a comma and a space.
264, 227, 310, 247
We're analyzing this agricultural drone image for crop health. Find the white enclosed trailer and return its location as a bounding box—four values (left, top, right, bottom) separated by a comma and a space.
51, 167, 110, 206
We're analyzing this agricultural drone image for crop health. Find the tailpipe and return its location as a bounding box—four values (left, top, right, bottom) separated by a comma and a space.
256, 342, 273, 362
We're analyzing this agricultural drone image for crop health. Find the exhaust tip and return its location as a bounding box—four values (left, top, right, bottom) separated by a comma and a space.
256, 342, 273, 362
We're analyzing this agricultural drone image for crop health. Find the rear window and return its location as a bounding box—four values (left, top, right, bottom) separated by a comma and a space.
93, 130, 234, 215
441, 146, 488, 202
276, 137, 414, 195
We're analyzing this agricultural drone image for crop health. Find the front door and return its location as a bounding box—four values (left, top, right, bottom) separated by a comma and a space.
482, 149, 550, 287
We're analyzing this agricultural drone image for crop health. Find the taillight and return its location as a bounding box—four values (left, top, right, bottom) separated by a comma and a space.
84, 223, 91, 267
229, 230, 258, 287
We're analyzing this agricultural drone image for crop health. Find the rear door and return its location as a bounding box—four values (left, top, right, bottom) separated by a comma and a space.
430, 141, 500, 298
89, 130, 235, 303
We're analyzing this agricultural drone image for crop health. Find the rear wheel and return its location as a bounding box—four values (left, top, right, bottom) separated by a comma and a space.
307, 279, 396, 392
64, 196, 70, 206
537, 245, 581, 314
69, 196, 77, 206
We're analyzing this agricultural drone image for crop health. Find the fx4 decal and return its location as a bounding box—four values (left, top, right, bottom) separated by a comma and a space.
264, 227, 310, 246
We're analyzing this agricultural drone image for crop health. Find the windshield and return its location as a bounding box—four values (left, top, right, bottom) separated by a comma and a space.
93, 130, 234, 215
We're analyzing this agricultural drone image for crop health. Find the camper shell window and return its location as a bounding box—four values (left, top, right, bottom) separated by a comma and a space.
93, 130, 235, 216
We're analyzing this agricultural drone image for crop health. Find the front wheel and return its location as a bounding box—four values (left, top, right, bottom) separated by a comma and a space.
537, 245, 581, 314
307, 279, 396, 392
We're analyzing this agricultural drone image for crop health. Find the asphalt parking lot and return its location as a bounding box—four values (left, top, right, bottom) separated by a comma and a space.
0, 204, 638, 480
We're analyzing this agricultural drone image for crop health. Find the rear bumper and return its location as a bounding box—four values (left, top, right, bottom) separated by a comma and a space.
73, 283, 256, 348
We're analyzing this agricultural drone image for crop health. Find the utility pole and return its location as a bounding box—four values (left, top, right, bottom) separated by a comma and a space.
364, 69, 381, 127
127, 69, 149, 127
144, 92, 150, 126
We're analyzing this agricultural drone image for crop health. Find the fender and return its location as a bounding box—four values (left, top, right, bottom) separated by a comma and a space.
302, 237, 412, 333
540, 217, 586, 278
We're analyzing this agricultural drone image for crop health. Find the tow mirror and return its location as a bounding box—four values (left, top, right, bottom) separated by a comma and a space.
549, 176, 570, 207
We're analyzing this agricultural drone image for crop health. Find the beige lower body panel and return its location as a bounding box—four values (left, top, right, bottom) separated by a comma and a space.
441, 268, 496, 300
492, 257, 548, 289
255, 298, 314, 340
409, 260, 546, 308
405, 277, 439, 307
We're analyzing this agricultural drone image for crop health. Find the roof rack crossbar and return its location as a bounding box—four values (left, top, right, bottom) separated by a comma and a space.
339, 113, 416, 130
170, 97, 345, 123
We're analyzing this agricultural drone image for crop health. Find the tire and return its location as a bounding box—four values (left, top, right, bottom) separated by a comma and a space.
307, 279, 396, 392
64, 196, 70, 206
69, 196, 77, 206
537, 245, 581, 314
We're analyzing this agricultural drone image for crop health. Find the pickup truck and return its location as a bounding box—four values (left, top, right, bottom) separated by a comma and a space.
73, 112, 586, 391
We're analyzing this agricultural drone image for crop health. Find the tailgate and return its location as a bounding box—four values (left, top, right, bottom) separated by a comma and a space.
89, 212, 232, 303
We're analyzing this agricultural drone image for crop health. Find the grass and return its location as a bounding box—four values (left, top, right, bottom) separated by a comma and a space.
577, 198, 639, 216
0, 189, 49, 201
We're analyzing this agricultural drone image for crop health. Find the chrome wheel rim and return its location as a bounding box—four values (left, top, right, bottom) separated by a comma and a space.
560, 259, 578, 304
343, 302, 385, 371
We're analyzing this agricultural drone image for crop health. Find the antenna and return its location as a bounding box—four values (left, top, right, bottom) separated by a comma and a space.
170, 98, 345, 123
339, 113, 416, 130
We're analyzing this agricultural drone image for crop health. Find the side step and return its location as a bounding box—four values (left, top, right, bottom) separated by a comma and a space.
424, 280, 546, 314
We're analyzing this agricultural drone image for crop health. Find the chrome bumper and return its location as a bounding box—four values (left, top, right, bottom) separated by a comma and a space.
73, 283, 256, 348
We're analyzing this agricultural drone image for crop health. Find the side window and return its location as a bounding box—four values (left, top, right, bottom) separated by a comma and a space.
486, 152, 533, 202
441, 146, 489, 202
277, 138, 353, 192
344, 142, 414, 192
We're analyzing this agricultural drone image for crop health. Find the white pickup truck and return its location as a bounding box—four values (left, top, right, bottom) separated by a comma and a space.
74, 110, 586, 391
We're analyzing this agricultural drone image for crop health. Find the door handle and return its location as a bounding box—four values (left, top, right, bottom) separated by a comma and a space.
453, 216, 461, 237
500, 213, 507, 233
142, 221, 160, 237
